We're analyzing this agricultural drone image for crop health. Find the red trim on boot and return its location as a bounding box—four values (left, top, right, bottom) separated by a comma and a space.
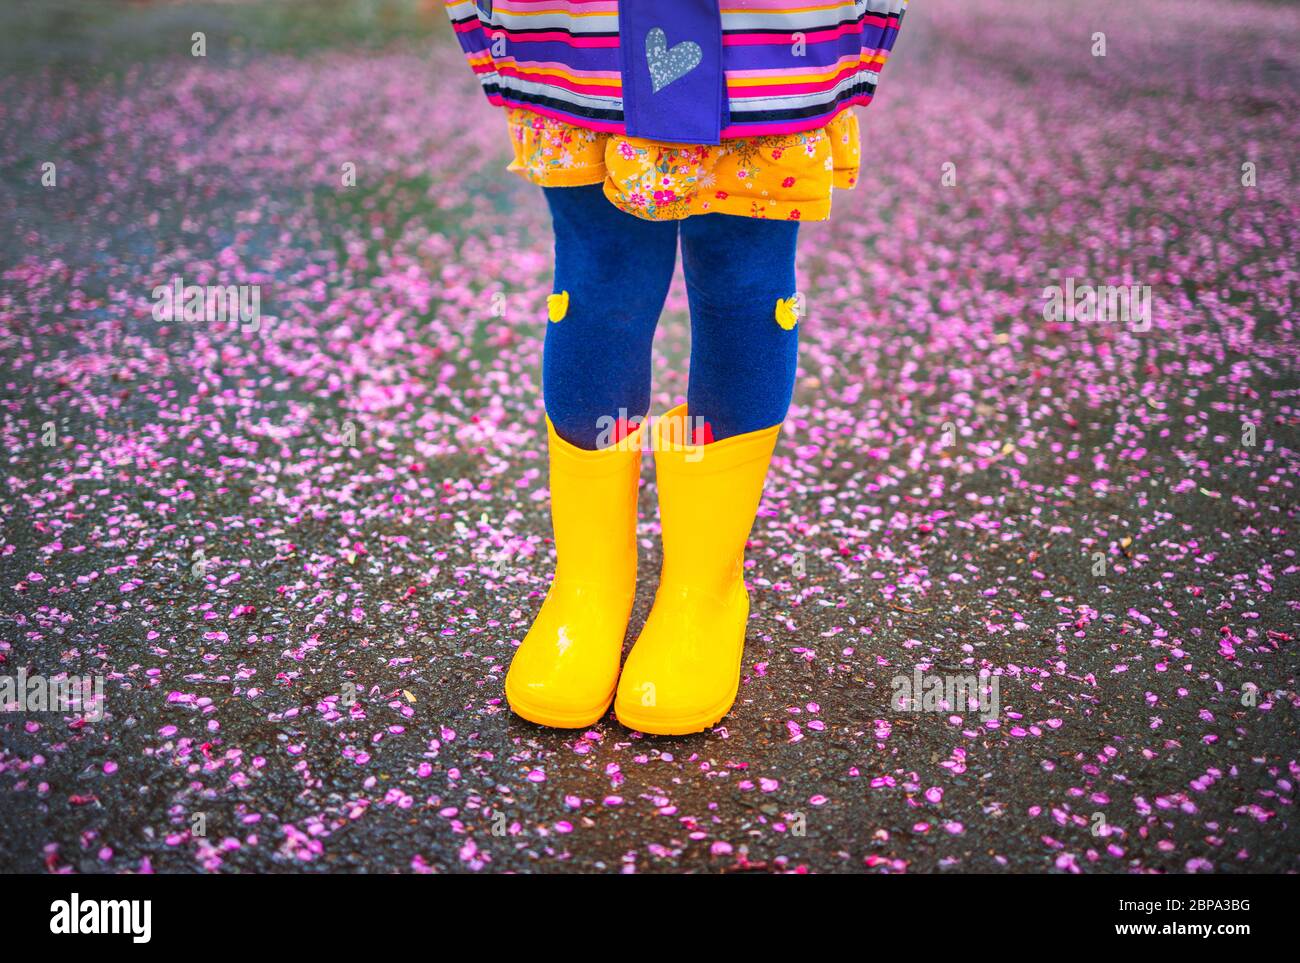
612, 416, 636, 444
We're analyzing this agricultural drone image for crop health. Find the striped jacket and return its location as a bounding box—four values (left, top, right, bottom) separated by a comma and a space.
444, 0, 908, 144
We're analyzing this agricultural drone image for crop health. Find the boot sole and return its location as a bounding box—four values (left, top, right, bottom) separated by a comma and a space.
613, 688, 736, 735
505, 677, 615, 730
613, 628, 745, 736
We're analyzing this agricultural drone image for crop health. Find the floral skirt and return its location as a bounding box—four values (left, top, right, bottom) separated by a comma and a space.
504, 107, 860, 222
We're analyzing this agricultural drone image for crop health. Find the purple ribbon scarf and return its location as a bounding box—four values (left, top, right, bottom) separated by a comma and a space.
619, 0, 728, 144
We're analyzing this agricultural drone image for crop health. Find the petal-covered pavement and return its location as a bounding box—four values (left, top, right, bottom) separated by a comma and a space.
1, 0, 1297, 872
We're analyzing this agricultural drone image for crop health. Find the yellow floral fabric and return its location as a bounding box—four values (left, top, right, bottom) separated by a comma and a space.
505, 107, 860, 222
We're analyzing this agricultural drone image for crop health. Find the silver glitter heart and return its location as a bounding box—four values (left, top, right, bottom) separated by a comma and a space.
645, 27, 702, 94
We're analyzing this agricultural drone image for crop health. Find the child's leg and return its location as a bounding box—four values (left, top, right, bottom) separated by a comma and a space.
504, 185, 676, 729
677, 212, 801, 442
613, 212, 799, 735
542, 184, 679, 448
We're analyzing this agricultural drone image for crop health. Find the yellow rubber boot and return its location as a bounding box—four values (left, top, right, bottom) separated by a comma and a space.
505, 417, 645, 728
615, 405, 780, 735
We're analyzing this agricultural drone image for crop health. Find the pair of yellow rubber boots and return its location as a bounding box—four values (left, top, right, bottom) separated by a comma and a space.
503, 404, 779, 734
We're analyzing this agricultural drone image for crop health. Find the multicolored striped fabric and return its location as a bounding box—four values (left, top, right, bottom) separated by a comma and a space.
444, 1, 908, 140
